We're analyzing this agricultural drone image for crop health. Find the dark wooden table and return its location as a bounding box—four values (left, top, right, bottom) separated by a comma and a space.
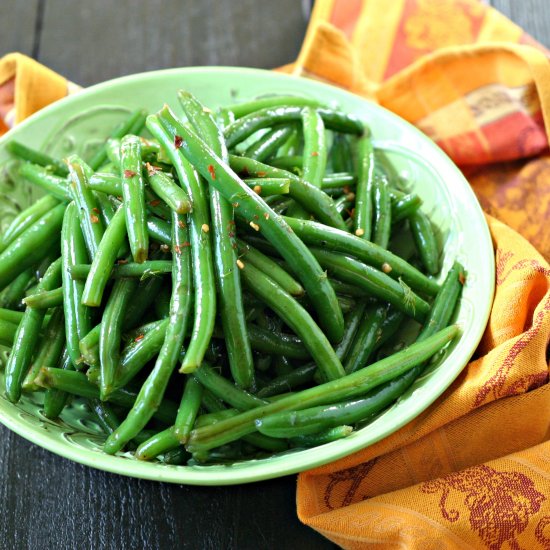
0, 2, 548, 549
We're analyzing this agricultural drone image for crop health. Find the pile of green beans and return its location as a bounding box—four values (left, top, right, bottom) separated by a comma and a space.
0, 93, 464, 466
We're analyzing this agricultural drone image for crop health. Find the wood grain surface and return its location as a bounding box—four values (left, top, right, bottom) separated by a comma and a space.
0, 1, 547, 549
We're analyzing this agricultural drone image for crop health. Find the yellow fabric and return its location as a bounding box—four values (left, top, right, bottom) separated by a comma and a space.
0, 2, 549, 546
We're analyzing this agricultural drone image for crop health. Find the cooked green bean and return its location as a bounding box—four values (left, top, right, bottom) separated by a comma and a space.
173, 376, 204, 444
240, 261, 345, 382
0, 195, 60, 253
145, 163, 192, 214
70, 260, 172, 280
36, 367, 178, 425
281, 217, 439, 296
7, 141, 69, 176
104, 212, 192, 453
135, 427, 181, 460
372, 175, 391, 248
226, 96, 324, 119
229, 155, 347, 232
87, 172, 122, 195
0, 319, 19, 347
243, 177, 291, 196
61, 202, 93, 368
0, 308, 24, 325
178, 90, 254, 387
17, 163, 71, 200
22, 306, 65, 391
0, 203, 65, 292
1, 268, 35, 308
42, 349, 73, 419
301, 107, 327, 188
224, 106, 363, 148
391, 190, 422, 224
410, 210, 440, 275
187, 326, 459, 452
245, 125, 296, 162
354, 128, 375, 239
290, 426, 353, 446
147, 114, 216, 372
88, 109, 147, 171
237, 239, 304, 297
330, 134, 353, 173
120, 135, 149, 263
4, 258, 61, 402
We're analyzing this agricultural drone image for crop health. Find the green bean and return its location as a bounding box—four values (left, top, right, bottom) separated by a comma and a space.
135, 427, 180, 460
225, 96, 324, 119
354, 128, 375, 239
240, 261, 345, 381
103, 212, 192, 453
99, 277, 138, 399
0, 203, 65, 292
311, 248, 430, 322
17, 163, 70, 201
4, 258, 61, 402
105, 138, 122, 168
61, 202, 93, 367
36, 367, 178, 425
151, 109, 344, 343
6, 141, 69, 176
281, 217, 439, 296
22, 306, 65, 390
187, 325, 459, 452
243, 177, 290, 196
120, 135, 149, 263
273, 355, 294, 377
410, 210, 440, 275
330, 134, 353, 173
234, 323, 308, 359
269, 155, 302, 173
113, 319, 170, 390
290, 426, 353, 446
236, 239, 304, 297
229, 155, 347, 232
193, 363, 268, 411
224, 106, 363, 148
321, 172, 356, 188
1, 268, 35, 308
344, 304, 387, 374
147, 117, 217, 374
244, 125, 296, 162
145, 163, 192, 214
146, 216, 171, 245
0, 195, 60, 253
87, 172, 122, 195
334, 300, 369, 364
88, 109, 147, 171
0, 308, 24, 325
0, 319, 19, 347
372, 175, 391, 249
178, 90, 254, 387
70, 260, 172, 281
277, 126, 300, 157
43, 349, 73, 419
173, 376, 204, 443
301, 107, 327, 188
163, 447, 189, 465
391, 191, 422, 224
82, 205, 127, 307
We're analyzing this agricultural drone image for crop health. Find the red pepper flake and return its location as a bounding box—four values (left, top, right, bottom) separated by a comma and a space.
123, 169, 136, 178
146, 162, 160, 175
459, 271, 466, 285
174, 244, 182, 254
346, 207, 355, 218
263, 212, 270, 220
228, 231, 235, 238
311, 151, 319, 157
182, 241, 191, 247
117, 259, 129, 265
207, 164, 216, 180
343, 185, 350, 194
149, 199, 161, 207
240, 167, 250, 177
174, 135, 184, 149
228, 220, 236, 226
178, 220, 186, 229
232, 202, 240, 208
92, 207, 100, 214
256, 171, 267, 178
134, 334, 145, 343
90, 214, 100, 224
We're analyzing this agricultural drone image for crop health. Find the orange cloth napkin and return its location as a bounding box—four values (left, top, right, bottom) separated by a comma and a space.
0, 3, 549, 546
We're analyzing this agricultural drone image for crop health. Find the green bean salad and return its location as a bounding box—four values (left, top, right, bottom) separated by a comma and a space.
0, 91, 463, 465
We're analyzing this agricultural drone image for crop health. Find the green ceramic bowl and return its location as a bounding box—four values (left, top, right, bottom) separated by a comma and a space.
0, 67, 494, 485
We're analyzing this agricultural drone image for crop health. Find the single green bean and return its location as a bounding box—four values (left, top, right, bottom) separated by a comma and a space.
0, 319, 19, 347
4, 258, 62, 402
1, 268, 35, 308
145, 163, 192, 214
225, 96, 324, 119
6, 141, 68, 176
0, 308, 24, 325
354, 128, 375, 239
244, 125, 296, 162
330, 134, 353, 173
372, 175, 391, 249
243, 178, 290, 196
70, 260, 172, 280
87, 172, 122, 195
409, 210, 440, 275
43, 349, 73, 419
301, 107, 327, 188
173, 376, 204, 444
120, 135, 149, 263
